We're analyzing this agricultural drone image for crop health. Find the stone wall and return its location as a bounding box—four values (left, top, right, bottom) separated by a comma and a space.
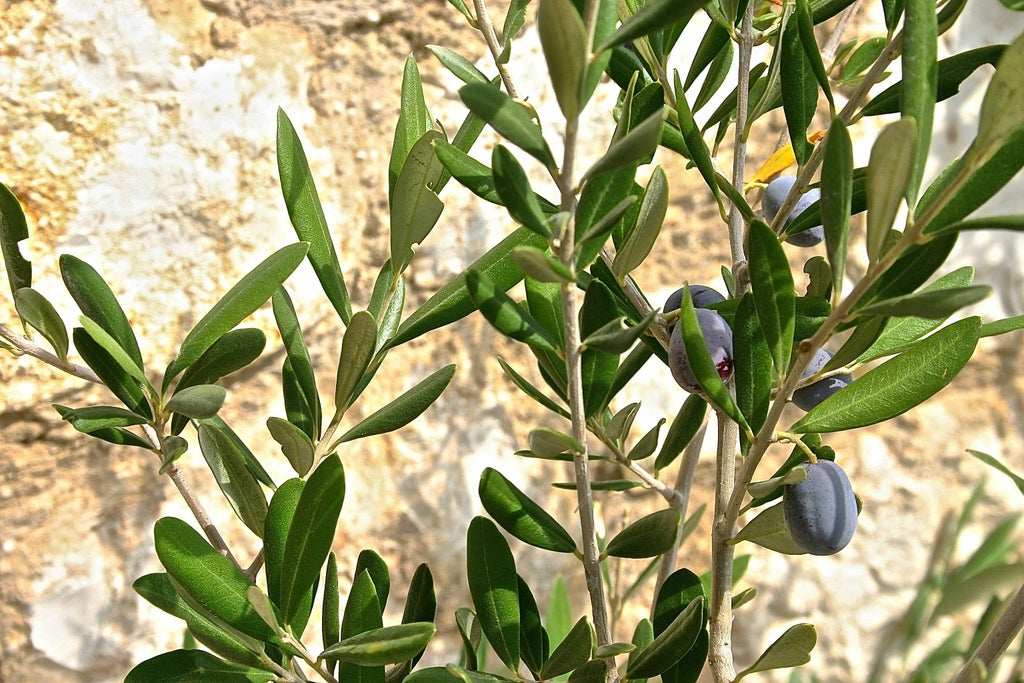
0, 1, 1022, 681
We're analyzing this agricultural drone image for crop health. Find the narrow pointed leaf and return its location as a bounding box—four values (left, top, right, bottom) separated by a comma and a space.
125, 650, 275, 683
733, 293, 771, 435
323, 552, 341, 654
0, 182, 31, 298
492, 145, 551, 238
428, 45, 489, 85
734, 624, 816, 680
277, 110, 351, 323
197, 423, 268, 538
793, 317, 981, 433
479, 467, 577, 553
14, 287, 68, 361
60, 254, 140, 366
264, 478, 304, 607
518, 576, 550, 677
584, 109, 665, 180
466, 516, 520, 671
335, 310, 378, 412
969, 450, 1024, 497
626, 597, 703, 679
731, 502, 807, 555
338, 364, 455, 443
899, 0, 937, 203
612, 166, 667, 281
53, 404, 147, 433
655, 394, 707, 472
780, 6, 817, 166
673, 74, 722, 210
389, 227, 547, 347
512, 245, 573, 282
325, 623, 437, 666
165, 242, 309, 385
821, 119, 852, 295
541, 616, 594, 679
390, 56, 434, 197
747, 221, 795, 376
336, 570, 385, 682
267, 416, 315, 477
600, 0, 707, 51
391, 131, 445, 271
272, 287, 320, 436
467, 269, 559, 352
154, 517, 276, 641
974, 31, 1024, 157
855, 285, 991, 319
459, 83, 555, 169
280, 454, 345, 624
538, 0, 587, 118
78, 316, 153, 395
866, 119, 916, 262
606, 508, 681, 559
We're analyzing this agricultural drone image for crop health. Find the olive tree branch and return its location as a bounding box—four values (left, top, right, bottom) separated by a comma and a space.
471, 0, 518, 98
0, 321, 101, 383
953, 580, 1024, 683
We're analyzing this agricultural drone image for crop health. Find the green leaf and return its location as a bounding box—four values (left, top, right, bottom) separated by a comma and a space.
324, 623, 437, 666
336, 570, 385, 682
276, 110, 351, 323
541, 616, 593, 679
497, 356, 569, 418
928, 214, 1024, 236
165, 242, 309, 386
899, 0, 937, 203
197, 423, 269, 538
323, 552, 341, 654
125, 650, 276, 683
167, 384, 226, 420
78, 316, 154, 397
272, 287, 320, 437
796, 0, 834, 111
974, 31, 1024, 158
279, 454, 346, 625
748, 220, 796, 377
731, 503, 806, 554
171, 328, 266, 433
354, 549, 391, 613
626, 417, 664, 461
200, 416, 276, 488
466, 516, 520, 671
479, 468, 577, 553
500, 0, 531, 60
492, 145, 551, 238
334, 310, 378, 412
390, 56, 434, 198
855, 233, 957, 312
821, 118, 853, 295
73, 327, 151, 417
676, 289, 749, 433
733, 293, 771, 436
14, 287, 68, 362
428, 45, 489, 85
518, 576, 550, 677
969, 450, 1024, 497
625, 597, 703, 679
692, 39, 734, 113
538, 0, 588, 118
652, 568, 707, 635
854, 285, 991, 319
264, 478, 303, 608
861, 45, 1006, 117
734, 624, 816, 680
866, 119, 916, 262
267, 416, 315, 477
460, 83, 555, 169
584, 110, 665, 180
60, 254, 141, 366
391, 131, 445, 272
390, 227, 547, 348
133, 573, 266, 667
154, 517, 277, 641
467, 269, 559, 352
513, 245, 573, 283
780, 5, 818, 166
793, 317, 981, 432
673, 74, 723, 212
0, 182, 31, 298
612, 166, 668, 281
655, 394, 707, 472
600, 0, 708, 51
605, 508, 681, 559
53, 404, 147, 433
337, 364, 455, 443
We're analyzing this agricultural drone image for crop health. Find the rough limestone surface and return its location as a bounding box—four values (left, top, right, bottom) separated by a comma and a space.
0, 1, 1022, 682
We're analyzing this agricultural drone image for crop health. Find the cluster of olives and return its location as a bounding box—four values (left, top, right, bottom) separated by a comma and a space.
660, 174, 861, 554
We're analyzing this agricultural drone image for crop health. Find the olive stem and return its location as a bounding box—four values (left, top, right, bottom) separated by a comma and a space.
953, 580, 1024, 683
0, 321, 101, 383
471, 0, 518, 98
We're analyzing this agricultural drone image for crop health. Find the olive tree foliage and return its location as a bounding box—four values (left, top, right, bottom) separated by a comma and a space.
3, 0, 1024, 681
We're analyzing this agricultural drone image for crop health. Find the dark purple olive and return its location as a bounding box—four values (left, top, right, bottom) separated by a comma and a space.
792, 349, 852, 411
663, 285, 726, 330
783, 460, 858, 555
668, 308, 733, 392
762, 175, 824, 247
